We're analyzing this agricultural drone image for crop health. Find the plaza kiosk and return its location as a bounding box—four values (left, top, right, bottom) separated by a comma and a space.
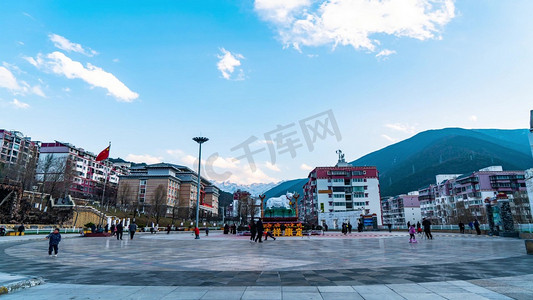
259, 193, 305, 237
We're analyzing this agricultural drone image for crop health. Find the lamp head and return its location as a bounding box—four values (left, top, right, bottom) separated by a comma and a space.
193, 137, 209, 144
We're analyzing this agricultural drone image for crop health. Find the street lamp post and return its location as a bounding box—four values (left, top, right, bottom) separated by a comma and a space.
193, 136, 208, 239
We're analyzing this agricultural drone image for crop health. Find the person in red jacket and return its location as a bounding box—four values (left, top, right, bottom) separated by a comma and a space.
194, 227, 200, 239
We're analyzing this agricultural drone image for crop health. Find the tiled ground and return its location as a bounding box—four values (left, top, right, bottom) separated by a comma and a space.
1, 231, 532, 299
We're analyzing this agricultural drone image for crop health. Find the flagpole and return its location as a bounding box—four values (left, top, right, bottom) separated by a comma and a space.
99, 142, 111, 226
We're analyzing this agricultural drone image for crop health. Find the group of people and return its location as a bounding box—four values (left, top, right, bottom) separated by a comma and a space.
406, 218, 433, 243
248, 218, 276, 243
223, 224, 237, 234
458, 220, 481, 235
341, 222, 352, 234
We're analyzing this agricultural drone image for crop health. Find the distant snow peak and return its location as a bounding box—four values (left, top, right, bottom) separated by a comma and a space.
215, 181, 282, 196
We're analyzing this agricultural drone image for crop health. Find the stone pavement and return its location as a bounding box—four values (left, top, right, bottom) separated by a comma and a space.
1, 231, 532, 299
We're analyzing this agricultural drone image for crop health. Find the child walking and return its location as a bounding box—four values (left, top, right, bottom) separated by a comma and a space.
46, 228, 62, 257
409, 225, 417, 243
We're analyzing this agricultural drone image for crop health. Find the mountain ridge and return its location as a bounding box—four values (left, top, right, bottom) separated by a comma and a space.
263, 128, 533, 199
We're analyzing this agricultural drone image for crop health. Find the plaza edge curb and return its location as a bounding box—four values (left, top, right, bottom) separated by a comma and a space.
0, 277, 45, 295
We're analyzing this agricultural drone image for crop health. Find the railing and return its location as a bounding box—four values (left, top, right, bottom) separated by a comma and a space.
380, 223, 533, 233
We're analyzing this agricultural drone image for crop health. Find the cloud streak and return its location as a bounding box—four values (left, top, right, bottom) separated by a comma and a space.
254, 0, 455, 53
26, 52, 139, 102
11, 99, 30, 109
49, 34, 98, 57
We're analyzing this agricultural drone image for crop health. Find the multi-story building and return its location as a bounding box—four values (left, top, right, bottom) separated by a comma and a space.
0, 129, 40, 185
118, 163, 219, 218
418, 166, 529, 224
381, 192, 421, 226
36, 141, 128, 200
302, 151, 382, 229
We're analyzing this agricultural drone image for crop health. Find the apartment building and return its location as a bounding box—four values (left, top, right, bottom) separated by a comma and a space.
36, 141, 128, 199
302, 152, 382, 228
419, 166, 528, 224
0, 129, 40, 185
381, 192, 421, 226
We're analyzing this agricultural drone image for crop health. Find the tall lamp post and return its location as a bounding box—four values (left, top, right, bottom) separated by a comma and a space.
193, 136, 209, 239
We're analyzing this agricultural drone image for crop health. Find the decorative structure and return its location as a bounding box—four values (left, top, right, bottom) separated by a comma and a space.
259, 192, 304, 236
497, 193, 519, 238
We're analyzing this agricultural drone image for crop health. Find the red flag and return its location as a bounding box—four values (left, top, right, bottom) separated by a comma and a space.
96, 146, 110, 162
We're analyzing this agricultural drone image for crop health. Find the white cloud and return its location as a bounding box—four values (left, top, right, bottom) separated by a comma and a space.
62, 87, 71, 92
166, 149, 279, 184
381, 134, 397, 142
376, 49, 397, 59
27, 52, 139, 102
300, 163, 314, 171
254, 0, 455, 52
112, 58, 120, 63
126, 154, 162, 164
49, 34, 98, 57
469, 115, 478, 122
384, 123, 417, 134
217, 48, 244, 80
264, 161, 281, 172
0, 66, 21, 91
11, 98, 30, 109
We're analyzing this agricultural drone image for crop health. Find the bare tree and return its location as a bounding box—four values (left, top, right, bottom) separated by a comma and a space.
37, 154, 68, 198
117, 183, 132, 208
152, 184, 167, 225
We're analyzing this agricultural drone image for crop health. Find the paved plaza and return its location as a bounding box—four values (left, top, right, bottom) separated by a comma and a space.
1, 231, 532, 299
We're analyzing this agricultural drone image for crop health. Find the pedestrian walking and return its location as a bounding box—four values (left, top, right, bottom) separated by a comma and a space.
167, 225, 171, 234
409, 225, 417, 243
255, 218, 264, 243
224, 224, 229, 234
110, 224, 116, 236
18, 224, 25, 236
46, 228, 62, 257
116, 222, 123, 240
387, 224, 392, 233
422, 218, 433, 239
104, 224, 109, 233
341, 222, 347, 235
416, 221, 422, 235
249, 220, 256, 242
129, 221, 137, 240
348, 222, 352, 234
205, 227, 209, 236
474, 219, 481, 235
194, 227, 200, 239
459, 221, 465, 234
468, 221, 474, 233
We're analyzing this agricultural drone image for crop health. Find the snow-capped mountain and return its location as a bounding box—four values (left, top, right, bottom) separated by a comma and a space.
214, 181, 282, 196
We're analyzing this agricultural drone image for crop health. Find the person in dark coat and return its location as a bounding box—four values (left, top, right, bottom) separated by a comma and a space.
167, 225, 171, 234
249, 220, 256, 241
459, 221, 465, 234
422, 218, 433, 239
116, 222, 124, 240
18, 224, 25, 236
348, 222, 352, 234
224, 224, 229, 234
255, 219, 264, 243
110, 224, 116, 236
46, 228, 62, 256
474, 219, 481, 235
129, 222, 137, 240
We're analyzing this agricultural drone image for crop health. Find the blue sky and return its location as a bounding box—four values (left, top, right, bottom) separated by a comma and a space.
1, 0, 532, 185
